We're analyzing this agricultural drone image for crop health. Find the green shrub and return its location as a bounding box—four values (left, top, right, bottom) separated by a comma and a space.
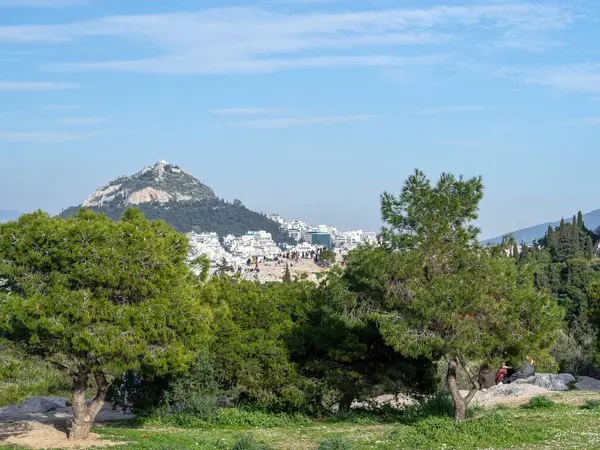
138, 407, 314, 429
231, 434, 271, 450
524, 396, 556, 409
582, 399, 600, 410
316, 436, 354, 450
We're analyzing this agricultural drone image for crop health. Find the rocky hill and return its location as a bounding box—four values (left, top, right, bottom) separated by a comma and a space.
60, 161, 294, 244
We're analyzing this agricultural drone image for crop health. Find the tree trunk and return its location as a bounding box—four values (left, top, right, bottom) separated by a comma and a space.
338, 392, 355, 413
446, 356, 478, 422
68, 370, 110, 440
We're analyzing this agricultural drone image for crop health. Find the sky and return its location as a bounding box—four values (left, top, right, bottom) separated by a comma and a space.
1, 0, 599, 239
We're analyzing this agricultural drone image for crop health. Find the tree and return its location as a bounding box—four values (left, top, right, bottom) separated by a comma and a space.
577, 211, 584, 229
319, 249, 336, 265
282, 263, 292, 283
356, 170, 563, 421
0, 210, 211, 439
216, 257, 234, 276
292, 253, 438, 415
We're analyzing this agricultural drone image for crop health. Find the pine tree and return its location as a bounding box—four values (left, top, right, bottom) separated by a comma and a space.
282, 263, 291, 282
0, 210, 211, 439
512, 243, 519, 259
375, 170, 562, 422
519, 242, 529, 263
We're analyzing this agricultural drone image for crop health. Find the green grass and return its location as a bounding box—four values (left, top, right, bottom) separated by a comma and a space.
0, 339, 71, 407
4, 398, 600, 449
523, 395, 556, 409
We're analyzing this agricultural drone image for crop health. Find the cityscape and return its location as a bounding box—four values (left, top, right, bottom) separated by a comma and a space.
188, 213, 378, 278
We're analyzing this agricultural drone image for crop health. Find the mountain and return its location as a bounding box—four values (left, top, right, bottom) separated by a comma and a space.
482, 209, 600, 245
60, 160, 294, 244
0, 210, 22, 223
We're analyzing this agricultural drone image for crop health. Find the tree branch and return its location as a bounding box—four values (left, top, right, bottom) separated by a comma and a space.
49, 360, 76, 377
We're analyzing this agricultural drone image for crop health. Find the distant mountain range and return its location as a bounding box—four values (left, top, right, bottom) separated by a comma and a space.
0, 210, 22, 223
59, 160, 295, 244
482, 209, 600, 245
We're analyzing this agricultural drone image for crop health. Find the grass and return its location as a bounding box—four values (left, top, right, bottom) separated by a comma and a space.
3, 393, 600, 449
0, 339, 71, 407
523, 395, 556, 409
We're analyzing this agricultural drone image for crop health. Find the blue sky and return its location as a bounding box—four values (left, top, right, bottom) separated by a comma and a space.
1, 0, 599, 238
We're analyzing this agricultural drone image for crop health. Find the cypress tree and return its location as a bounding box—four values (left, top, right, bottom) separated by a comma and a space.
577, 211, 584, 229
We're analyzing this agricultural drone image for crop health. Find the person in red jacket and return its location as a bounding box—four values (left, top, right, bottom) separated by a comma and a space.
495, 363, 510, 385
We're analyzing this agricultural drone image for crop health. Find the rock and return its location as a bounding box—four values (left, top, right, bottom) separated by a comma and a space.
0, 397, 68, 416
514, 373, 575, 391
0, 397, 134, 424
575, 376, 600, 392
464, 383, 551, 407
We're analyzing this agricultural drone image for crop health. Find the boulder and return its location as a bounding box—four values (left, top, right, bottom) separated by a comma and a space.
514, 373, 575, 391
575, 376, 600, 392
0, 397, 68, 415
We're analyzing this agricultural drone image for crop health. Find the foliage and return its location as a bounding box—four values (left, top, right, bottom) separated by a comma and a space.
316, 437, 354, 450
0, 209, 212, 437
545, 215, 594, 262
231, 434, 272, 450
582, 399, 600, 409
551, 314, 596, 375
282, 263, 291, 283
61, 199, 295, 245
343, 169, 563, 420
139, 407, 314, 429
205, 277, 316, 412
0, 338, 71, 407
290, 263, 438, 415
319, 250, 336, 265
524, 396, 556, 409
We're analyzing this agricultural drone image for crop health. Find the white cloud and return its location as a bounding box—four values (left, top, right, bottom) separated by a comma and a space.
0, 81, 79, 91
212, 107, 286, 115
57, 117, 107, 125
418, 105, 492, 115
0, 4, 574, 73
224, 114, 378, 129
0, 131, 95, 143
524, 64, 600, 93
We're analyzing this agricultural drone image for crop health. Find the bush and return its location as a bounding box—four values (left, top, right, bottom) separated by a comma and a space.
582, 399, 600, 410
551, 315, 596, 375
166, 350, 221, 420
316, 437, 354, 450
138, 407, 314, 429
524, 396, 555, 409
231, 434, 271, 450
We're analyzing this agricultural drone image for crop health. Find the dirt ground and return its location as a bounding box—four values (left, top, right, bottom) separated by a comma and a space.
0, 421, 123, 449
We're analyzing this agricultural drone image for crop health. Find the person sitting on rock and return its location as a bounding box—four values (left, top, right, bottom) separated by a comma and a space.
478, 363, 496, 390
506, 356, 536, 384
495, 363, 510, 384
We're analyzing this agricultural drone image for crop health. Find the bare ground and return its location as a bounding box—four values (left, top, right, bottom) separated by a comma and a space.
0, 421, 123, 449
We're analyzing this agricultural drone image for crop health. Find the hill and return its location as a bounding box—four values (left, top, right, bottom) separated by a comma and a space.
60, 160, 294, 244
482, 209, 600, 245
0, 210, 22, 223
